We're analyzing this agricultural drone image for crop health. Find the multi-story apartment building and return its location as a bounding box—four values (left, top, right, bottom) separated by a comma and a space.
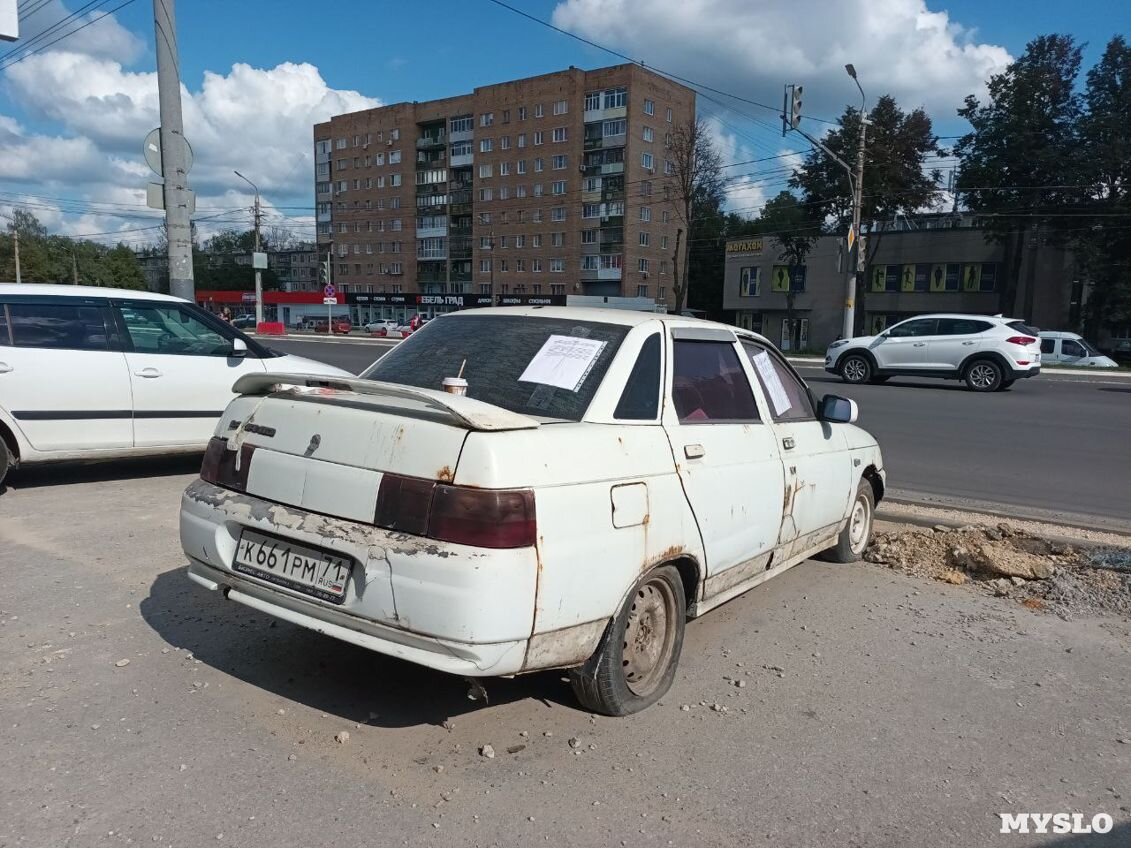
314, 64, 695, 321
270, 243, 319, 292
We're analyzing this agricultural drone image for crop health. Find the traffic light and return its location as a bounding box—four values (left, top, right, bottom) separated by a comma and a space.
319, 258, 331, 285
789, 85, 804, 130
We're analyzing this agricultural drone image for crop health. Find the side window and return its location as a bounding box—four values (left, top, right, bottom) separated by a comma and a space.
671, 340, 759, 423
938, 318, 992, 335
1061, 339, 1085, 358
0, 305, 10, 345
7, 302, 110, 351
119, 304, 232, 356
887, 318, 938, 338
614, 333, 661, 420
741, 341, 815, 422
1040, 339, 1055, 355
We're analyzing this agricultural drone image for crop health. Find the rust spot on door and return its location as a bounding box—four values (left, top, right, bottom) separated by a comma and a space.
436, 465, 455, 483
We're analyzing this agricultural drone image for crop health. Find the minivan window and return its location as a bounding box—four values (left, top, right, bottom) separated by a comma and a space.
614, 333, 661, 420
1061, 339, 1085, 358
1040, 338, 1056, 355
671, 340, 759, 423
6, 302, 110, 351
361, 315, 629, 422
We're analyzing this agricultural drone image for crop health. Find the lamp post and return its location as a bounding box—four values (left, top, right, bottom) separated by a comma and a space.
234, 170, 263, 325
843, 63, 867, 339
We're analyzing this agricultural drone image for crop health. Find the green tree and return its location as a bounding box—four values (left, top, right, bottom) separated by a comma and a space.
756, 191, 821, 350
955, 34, 1084, 317
1076, 36, 1131, 338
792, 94, 944, 333
685, 190, 728, 319
0, 209, 148, 288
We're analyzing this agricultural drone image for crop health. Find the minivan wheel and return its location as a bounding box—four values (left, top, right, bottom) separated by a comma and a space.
818, 480, 875, 563
839, 354, 872, 384
964, 359, 1003, 392
569, 565, 686, 716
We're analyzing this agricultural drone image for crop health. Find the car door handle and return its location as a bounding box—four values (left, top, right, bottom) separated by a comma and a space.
134, 367, 163, 378
0, 362, 11, 374
782, 436, 796, 451
912, 342, 927, 347
684, 444, 705, 459
962, 341, 976, 346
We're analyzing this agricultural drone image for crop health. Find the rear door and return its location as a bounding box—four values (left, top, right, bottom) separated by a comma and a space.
662, 328, 785, 588
874, 317, 938, 368
928, 317, 993, 369
0, 296, 132, 452
114, 300, 267, 447
741, 339, 852, 553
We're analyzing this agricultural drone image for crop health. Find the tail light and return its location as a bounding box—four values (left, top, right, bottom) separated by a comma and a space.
1006, 336, 1037, 346
200, 437, 256, 491
374, 473, 537, 549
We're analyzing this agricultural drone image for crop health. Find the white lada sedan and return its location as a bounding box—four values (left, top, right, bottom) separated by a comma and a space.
180, 307, 884, 715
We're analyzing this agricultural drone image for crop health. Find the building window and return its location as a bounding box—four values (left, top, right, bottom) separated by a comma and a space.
500, 161, 511, 176
640, 180, 653, 196
499, 260, 508, 272
518, 106, 527, 121
480, 259, 492, 273
551, 258, 565, 273
479, 163, 493, 178
533, 157, 544, 172
552, 232, 564, 247
553, 100, 568, 115
534, 103, 544, 118
534, 131, 544, 146
582, 255, 599, 271
639, 232, 650, 246
533, 183, 544, 197
480, 138, 493, 153
578, 229, 596, 245
666, 107, 673, 123
660, 235, 668, 249
501, 135, 511, 150
502, 109, 510, 124
552, 180, 566, 195
644, 99, 655, 116
664, 160, 675, 176
637, 284, 649, 297
374, 152, 384, 165
517, 160, 527, 174
516, 185, 527, 198
582, 203, 601, 219
552, 154, 568, 170
390, 129, 400, 141
515, 235, 525, 248
532, 234, 542, 247
583, 176, 600, 192
450, 116, 473, 133
603, 119, 626, 137
640, 206, 651, 222
552, 127, 567, 143
480, 236, 492, 249
584, 91, 601, 111
660, 261, 668, 275
642, 126, 654, 143
335, 137, 347, 150
600, 254, 622, 270
388, 150, 402, 164
517, 133, 527, 148
642, 152, 654, 170
479, 188, 493, 201
604, 87, 627, 109
551, 206, 566, 221
739, 267, 760, 297
532, 209, 543, 223
499, 185, 510, 200
478, 212, 491, 225
389, 174, 402, 187
480, 112, 494, 127
551, 284, 565, 295
516, 259, 526, 272
532, 259, 543, 272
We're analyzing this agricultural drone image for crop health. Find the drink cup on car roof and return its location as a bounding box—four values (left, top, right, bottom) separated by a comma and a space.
442, 377, 468, 396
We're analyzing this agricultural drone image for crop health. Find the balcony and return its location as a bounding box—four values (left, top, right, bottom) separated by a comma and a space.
417, 150, 447, 167
449, 237, 472, 259
416, 132, 447, 149
450, 151, 473, 167
417, 262, 448, 283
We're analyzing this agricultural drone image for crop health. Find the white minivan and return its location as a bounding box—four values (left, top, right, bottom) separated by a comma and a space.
0, 284, 350, 487
1038, 331, 1119, 368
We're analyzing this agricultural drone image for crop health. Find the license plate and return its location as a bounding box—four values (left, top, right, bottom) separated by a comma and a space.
233, 530, 352, 604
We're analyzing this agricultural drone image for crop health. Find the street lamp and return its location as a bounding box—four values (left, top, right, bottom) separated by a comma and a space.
842, 64, 867, 339
234, 170, 263, 325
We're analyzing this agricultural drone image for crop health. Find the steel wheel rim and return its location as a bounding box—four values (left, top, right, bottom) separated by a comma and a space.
844, 358, 867, 382
849, 494, 871, 552
970, 363, 996, 389
622, 577, 678, 697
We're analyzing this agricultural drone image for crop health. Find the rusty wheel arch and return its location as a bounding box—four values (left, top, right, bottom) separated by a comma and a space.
862, 465, 884, 504
665, 555, 702, 611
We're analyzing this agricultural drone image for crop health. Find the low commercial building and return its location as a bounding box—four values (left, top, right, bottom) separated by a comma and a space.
723, 216, 1079, 351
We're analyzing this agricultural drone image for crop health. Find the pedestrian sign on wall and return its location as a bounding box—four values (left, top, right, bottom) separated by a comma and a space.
901, 265, 916, 292
871, 265, 886, 292
930, 264, 947, 292
963, 264, 982, 291
771, 265, 791, 292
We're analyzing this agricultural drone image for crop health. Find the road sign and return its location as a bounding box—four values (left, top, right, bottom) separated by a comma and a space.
846, 225, 855, 252
146, 182, 195, 213
323, 297, 337, 305
143, 128, 194, 176
252, 252, 268, 269
324, 284, 336, 298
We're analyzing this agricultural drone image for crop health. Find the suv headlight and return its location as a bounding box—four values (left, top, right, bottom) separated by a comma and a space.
827, 340, 850, 351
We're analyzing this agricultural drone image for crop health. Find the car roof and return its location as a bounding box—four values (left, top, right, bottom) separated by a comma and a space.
1037, 330, 1080, 338
441, 305, 776, 345
0, 283, 183, 302
895, 313, 1022, 322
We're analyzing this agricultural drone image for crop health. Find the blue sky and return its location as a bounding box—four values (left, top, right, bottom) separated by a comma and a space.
0, 0, 1123, 242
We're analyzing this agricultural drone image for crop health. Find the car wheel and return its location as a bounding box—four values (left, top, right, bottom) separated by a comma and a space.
818, 480, 875, 563
0, 442, 13, 490
569, 565, 686, 716
839, 354, 872, 384
964, 359, 1003, 392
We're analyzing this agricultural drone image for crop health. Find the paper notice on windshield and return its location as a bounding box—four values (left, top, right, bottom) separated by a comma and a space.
752, 350, 792, 416
518, 335, 608, 392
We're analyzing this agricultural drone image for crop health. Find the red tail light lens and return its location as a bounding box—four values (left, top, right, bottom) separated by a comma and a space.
429, 485, 537, 549
1006, 336, 1037, 346
374, 473, 537, 549
200, 437, 256, 491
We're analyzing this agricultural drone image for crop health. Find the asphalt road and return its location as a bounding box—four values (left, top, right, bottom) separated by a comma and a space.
2, 470, 1128, 848
268, 337, 1131, 529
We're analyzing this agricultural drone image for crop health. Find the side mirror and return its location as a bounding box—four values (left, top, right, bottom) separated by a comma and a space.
819, 394, 858, 424
231, 337, 248, 357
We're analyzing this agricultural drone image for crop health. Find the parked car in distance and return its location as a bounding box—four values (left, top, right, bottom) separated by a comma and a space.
363, 319, 399, 336
180, 307, 884, 715
231, 315, 257, 330
825, 313, 1042, 392
0, 284, 351, 488
314, 318, 352, 335
1038, 331, 1119, 368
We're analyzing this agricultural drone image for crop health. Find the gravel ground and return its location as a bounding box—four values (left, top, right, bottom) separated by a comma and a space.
1, 469, 1129, 848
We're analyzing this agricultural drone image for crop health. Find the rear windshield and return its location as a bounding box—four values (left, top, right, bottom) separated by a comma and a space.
360, 314, 629, 421
1007, 320, 1040, 336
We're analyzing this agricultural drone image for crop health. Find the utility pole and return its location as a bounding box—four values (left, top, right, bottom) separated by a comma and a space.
154, 0, 194, 302
234, 170, 263, 324
71, 251, 78, 284
12, 230, 19, 284
488, 230, 495, 303
845, 64, 867, 340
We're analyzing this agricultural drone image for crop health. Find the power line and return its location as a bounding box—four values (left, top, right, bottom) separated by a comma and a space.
0, 0, 139, 73
0, 0, 109, 64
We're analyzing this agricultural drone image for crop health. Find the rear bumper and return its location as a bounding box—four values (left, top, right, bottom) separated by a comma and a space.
1012, 365, 1041, 379
179, 479, 538, 676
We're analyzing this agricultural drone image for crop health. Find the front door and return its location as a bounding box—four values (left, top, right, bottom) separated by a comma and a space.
115, 300, 266, 447
741, 340, 852, 555
873, 317, 939, 368
0, 298, 132, 452
663, 331, 785, 592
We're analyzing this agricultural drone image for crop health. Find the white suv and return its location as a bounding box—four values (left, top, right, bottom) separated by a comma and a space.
825, 314, 1042, 392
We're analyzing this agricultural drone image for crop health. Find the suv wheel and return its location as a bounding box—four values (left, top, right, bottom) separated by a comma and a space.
964, 359, 1004, 392
839, 354, 872, 384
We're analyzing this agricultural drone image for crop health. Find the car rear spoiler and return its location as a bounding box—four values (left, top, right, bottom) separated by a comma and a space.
231, 373, 541, 432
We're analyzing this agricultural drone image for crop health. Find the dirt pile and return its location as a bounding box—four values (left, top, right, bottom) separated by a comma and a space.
865, 523, 1131, 619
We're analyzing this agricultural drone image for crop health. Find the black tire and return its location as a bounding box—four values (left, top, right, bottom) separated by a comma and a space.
869, 375, 890, 384
818, 480, 875, 563
0, 443, 11, 491
964, 358, 1004, 392
998, 379, 1015, 391
569, 565, 686, 716
839, 353, 872, 385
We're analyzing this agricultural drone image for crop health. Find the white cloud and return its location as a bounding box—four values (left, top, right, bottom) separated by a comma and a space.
0, 3, 379, 244
551, 0, 1011, 124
